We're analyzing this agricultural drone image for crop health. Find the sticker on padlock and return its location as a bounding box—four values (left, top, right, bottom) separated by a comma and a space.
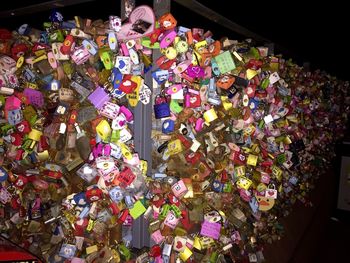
76, 163, 98, 183
265, 184, 278, 199
115, 56, 131, 74
236, 176, 252, 190
171, 179, 188, 198
59, 244, 77, 259
164, 211, 179, 229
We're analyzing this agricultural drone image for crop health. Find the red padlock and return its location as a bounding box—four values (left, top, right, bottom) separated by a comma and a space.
149, 28, 162, 44
180, 210, 193, 230
246, 59, 263, 70
11, 43, 28, 60
232, 150, 246, 165
220, 169, 229, 183
10, 133, 23, 146
14, 175, 28, 189
119, 75, 137, 94
86, 187, 103, 202
151, 194, 165, 208
149, 245, 161, 258
38, 135, 49, 152
167, 193, 180, 206
15, 149, 25, 161
109, 202, 120, 215
60, 34, 75, 55
185, 152, 201, 165
16, 120, 31, 134
117, 209, 129, 224
115, 166, 136, 188
44, 170, 62, 180
177, 134, 191, 149
68, 110, 78, 125
11, 195, 21, 210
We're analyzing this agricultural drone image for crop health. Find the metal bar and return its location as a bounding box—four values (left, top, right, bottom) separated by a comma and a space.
0, 0, 95, 18
125, 0, 151, 249
131, 0, 171, 249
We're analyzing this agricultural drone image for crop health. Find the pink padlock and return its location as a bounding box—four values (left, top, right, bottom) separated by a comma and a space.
171, 179, 188, 198
120, 42, 130, 56
260, 172, 270, 184
195, 118, 204, 132
186, 64, 205, 78
160, 30, 177, 49
119, 105, 133, 122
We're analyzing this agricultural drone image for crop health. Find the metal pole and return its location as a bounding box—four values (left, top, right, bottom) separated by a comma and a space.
131, 0, 171, 249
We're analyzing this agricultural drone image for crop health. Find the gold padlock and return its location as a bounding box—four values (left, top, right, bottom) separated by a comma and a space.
28, 129, 42, 141
203, 108, 218, 123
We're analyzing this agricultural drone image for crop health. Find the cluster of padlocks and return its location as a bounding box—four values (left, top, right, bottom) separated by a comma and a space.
0, 5, 348, 263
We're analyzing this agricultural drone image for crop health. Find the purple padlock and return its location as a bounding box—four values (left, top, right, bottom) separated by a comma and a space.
154, 95, 170, 119
186, 64, 205, 78
23, 88, 44, 108
88, 86, 110, 109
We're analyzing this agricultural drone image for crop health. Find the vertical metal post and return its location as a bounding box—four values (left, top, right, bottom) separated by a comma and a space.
130, 0, 171, 249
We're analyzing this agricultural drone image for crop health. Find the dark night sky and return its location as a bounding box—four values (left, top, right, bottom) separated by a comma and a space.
0, 0, 348, 80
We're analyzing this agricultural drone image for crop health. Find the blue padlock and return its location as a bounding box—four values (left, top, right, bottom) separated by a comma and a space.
211, 180, 224, 192
109, 186, 124, 203
162, 119, 175, 134
154, 95, 170, 119
0, 167, 8, 183
73, 192, 89, 207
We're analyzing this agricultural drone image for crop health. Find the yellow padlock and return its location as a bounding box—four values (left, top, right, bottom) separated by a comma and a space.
96, 119, 111, 141
86, 218, 95, 232
139, 160, 148, 175
236, 176, 252, 190
179, 247, 193, 261
193, 237, 202, 250
271, 165, 283, 181
165, 47, 177, 60
203, 108, 218, 123
247, 154, 258, 166
195, 40, 207, 52
167, 139, 183, 156
86, 245, 98, 254
28, 129, 42, 141
257, 183, 267, 192
246, 69, 258, 80
119, 142, 132, 160
221, 96, 232, 111
16, 56, 24, 68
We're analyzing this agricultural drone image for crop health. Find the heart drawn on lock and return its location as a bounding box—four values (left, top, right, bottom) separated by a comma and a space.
176, 241, 183, 249
17, 124, 25, 132
117, 6, 155, 40
118, 60, 126, 69
267, 190, 275, 196
83, 166, 93, 174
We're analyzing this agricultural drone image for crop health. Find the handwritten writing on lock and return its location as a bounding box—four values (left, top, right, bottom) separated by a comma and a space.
200, 220, 221, 240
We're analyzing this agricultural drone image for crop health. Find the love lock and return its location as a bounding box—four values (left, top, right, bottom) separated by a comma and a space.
265, 184, 278, 199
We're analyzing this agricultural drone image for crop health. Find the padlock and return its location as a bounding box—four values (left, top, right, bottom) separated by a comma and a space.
154, 95, 170, 119
96, 119, 112, 141
86, 187, 103, 202
265, 184, 278, 199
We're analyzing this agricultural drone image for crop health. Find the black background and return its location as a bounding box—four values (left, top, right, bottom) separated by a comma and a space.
0, 0, 348, 80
